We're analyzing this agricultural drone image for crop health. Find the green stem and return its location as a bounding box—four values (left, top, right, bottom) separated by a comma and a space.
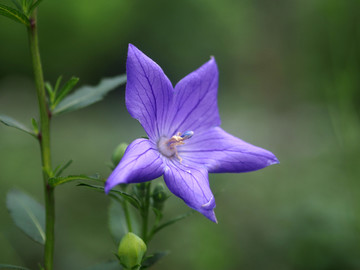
121, 186, 132, 232
141, 183, 151, 243
28, 10, 54, 270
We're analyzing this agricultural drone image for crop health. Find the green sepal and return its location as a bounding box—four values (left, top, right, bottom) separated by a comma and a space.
48, 174, 102, 187
0, 4, 30, 26
0, 114, 36, 138
52, 75, 126, 115
6, 189, 46, 245
0, 264, 31, 270
78, 183, 141, 209
141, 251, 169, 269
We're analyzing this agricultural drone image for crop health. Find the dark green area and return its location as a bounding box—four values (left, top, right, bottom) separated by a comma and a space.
1, 0, 360, 269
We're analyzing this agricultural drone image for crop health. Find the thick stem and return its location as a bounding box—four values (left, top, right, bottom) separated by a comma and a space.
28, 12, 54, 270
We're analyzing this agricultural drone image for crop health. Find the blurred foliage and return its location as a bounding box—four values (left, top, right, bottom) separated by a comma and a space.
1, 0, 360, 269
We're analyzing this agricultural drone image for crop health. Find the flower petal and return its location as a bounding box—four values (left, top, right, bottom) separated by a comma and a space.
126, 44, 174, 140
179, 127, 279, 173
105, 138, 165, 193
163, 160, 217, 223
165, 57, 221, 136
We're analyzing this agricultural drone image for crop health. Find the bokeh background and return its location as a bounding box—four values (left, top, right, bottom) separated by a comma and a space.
1, 0, 360, 269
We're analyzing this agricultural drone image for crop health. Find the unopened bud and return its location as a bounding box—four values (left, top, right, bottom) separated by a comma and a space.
151, 183, 168, 211
112, 143, 128, 167
118, 232, 147, 270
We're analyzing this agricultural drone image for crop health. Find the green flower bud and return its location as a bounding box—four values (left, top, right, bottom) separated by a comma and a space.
111, 143, 128, 167
118, 232, 147, 270
151, 183, 168, 211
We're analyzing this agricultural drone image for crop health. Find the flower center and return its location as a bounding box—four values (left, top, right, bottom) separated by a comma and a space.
157, 131, 194, 162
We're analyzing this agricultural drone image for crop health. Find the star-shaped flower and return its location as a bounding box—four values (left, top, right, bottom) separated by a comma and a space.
105, 44, 279, 223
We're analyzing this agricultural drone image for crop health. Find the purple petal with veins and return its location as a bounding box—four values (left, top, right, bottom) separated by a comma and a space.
105, 44, 279, 222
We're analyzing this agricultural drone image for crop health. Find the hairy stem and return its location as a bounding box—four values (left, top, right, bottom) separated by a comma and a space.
28, 10, 54, 270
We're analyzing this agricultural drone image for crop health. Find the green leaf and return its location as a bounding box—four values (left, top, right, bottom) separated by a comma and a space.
6, 189, 46, 245
48, 174, 102, 187
54, 159, 73, 177
0, 4, 30, 26
28, 0, 43, 16
52, 77, 79, 109
141, 251, 169, 269
151, 210, 195, 236
31, 118, 39, 134
10, 0, 22, 11
52, 75, 126, 115
0, 115, 36, 137
78, 183, 141, 209
0, 264, 31, 270
85, 261, 122, 270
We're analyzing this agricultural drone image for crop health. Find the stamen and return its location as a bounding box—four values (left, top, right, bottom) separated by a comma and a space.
180, 131, 194, 140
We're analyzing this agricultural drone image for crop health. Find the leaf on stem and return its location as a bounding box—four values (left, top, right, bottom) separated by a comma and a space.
0, 115, 36, 137
0, 4, 30, 26
0, 264, 31, 270
52, 75, 126, 115
141, 251, 169, 269
10, 0, 22, 11
6, 189, 46, 245
150, 210, 195, 237
78, 183, 141, 209
48, 174, 102, 187
51, 76, 79, 109
28, 0, 43, 16
53, 159, 73, 177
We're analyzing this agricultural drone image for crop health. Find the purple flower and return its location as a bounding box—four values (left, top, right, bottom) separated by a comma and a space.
105, 44, 279, 223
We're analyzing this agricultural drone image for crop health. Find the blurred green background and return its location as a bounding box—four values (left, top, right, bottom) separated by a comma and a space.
1, 0, 360, 269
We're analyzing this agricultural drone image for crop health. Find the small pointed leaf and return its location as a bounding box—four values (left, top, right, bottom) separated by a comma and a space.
0, 115, 36, 137
52, 75, 126, 115
10, 0, 22, 11
151, 210, 195, 236
54, 159, 73, 177
31, 118, 39, 134
0, 4, 30, 26
48, 174, 102, 187
28, 0, 43, 16
52, 77, 79, 109
0, 264, 31, 270
78, 183, 141, 209
6, 189, 46, 245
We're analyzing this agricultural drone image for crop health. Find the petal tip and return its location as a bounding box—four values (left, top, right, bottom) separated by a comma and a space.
268, 156, 280, 166
104, 181, 112, 194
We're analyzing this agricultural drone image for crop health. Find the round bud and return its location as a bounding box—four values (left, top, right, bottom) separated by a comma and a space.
118, 232, 147, 270
151, 183, 168, 211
